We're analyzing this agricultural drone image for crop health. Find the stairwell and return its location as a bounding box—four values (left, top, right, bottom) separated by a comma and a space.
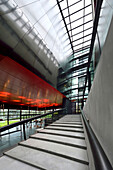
0, 114, 89, 170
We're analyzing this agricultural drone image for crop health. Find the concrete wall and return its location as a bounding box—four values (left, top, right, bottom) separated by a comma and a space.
83, 15, 113, 166
94, 0, 113, 68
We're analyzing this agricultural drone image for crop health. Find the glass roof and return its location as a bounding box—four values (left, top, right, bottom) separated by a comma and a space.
57, 0, 93, 59
0, 0, 93, 68
56, 0, 94, 104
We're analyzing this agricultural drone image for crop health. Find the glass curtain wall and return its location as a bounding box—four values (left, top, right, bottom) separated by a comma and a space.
57, 0, 94, 112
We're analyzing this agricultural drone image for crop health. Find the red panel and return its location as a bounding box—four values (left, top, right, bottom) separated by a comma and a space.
0, 55, 65, 108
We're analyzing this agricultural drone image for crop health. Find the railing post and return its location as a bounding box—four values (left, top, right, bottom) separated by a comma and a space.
23, 123, 26, 140
52, 112, 53, 122
7, 108, 9, 125
52, 109, 54, 122
20, 109, 22, 121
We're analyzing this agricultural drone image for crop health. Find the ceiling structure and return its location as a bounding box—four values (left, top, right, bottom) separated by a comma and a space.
56, 0, 93, 60
0, 0, 94, 107
56, 0, 94, 107
0, 0, 93, 66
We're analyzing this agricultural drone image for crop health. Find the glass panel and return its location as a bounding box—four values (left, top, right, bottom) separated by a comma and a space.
84, 21, 93, 30
83, 40, 91, 47
85, 0, 91, 6
69, 1, 84, 15
85, 5, 92, 15
84, 34, 92, 42
60, 1, 67, 9
72, 32, 83, 40
73, 39, 83, 47
68, 0, 81, 6
84, 27, 93, 36
84, 13, 92, 22
72, 25, 83, 35
71, 17, 83, 30
74, 44, 83, 51
63, 8, 69, 17
70, 10, 83, 22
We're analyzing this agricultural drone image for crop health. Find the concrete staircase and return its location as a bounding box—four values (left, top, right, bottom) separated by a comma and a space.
0, 114, 89, 170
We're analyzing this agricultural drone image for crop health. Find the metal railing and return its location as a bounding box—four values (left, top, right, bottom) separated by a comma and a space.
81, 110, 113, 170
0, 108, 65, 140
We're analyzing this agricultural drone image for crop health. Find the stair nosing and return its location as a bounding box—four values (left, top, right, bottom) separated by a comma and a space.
45, 127, 84, 133
18, 143, 89, 165
54, 122, 82, 125
4, 153, 46, 170
29, 136, 87, 150
37, 130, 85, 140
50, 124, 83, 128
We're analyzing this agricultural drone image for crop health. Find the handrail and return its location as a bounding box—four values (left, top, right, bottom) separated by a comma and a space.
0, 108, 65, 139
81, 110, 113, 170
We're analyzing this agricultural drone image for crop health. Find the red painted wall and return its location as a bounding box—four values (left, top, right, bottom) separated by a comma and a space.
0, 55, 64, 108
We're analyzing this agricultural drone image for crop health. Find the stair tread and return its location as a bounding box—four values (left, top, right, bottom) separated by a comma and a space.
37, 129, 85, 138
0, 155, 39, 170
55, 120, 82, 123
5, 146, 89, 170
51, 123, 83, 127
19, 138, 88, 164
45, 126, 84, 132
0, 115, 89, 170
54, 122, 82, 125
31, 133, 87, 148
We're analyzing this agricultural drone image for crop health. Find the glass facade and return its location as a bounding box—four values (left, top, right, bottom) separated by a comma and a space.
57, 0, 94, 112
0, 0, 95, 112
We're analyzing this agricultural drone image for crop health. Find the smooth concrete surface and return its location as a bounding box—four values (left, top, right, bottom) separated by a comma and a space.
56, 116, 81, 122
56, 115, 81, 119
30, 133, 87, 148
84, 15, 113, 166
45, 126, 84, 132
50, 123, 83, 127
54, 121, 82, 125
4, 146, 89, 170
37, 129, 85, 138
19, 138, 88, 164
0, 155, 39, 170
0, 115, 89, 169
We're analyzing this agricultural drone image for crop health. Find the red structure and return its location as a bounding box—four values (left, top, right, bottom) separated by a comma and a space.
0, 54, 65, 109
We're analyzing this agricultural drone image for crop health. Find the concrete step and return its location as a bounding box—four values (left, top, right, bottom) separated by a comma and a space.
30, 133, 87, 149
0, 155, 39, 170
57, 115, 81, 121
0, 114, 89, 170
54, 122, 82, 125
50, 123, 83, 128
56, 119, 81, 123
18, 138, 89, 165
37, 128, 85, 139
4, 145, 89, 170
59, 115, 81, 119
45, 126, 84, 133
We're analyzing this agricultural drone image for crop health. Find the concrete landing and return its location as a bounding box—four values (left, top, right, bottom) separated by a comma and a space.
0, 114, 89, 170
